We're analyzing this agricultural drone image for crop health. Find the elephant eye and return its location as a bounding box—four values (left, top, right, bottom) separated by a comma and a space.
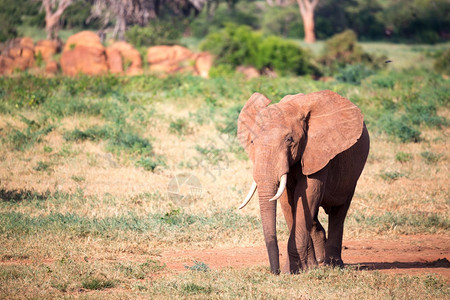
285, 136, 294, 144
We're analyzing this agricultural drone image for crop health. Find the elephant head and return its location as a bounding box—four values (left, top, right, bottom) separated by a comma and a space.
237, 90, 364, 274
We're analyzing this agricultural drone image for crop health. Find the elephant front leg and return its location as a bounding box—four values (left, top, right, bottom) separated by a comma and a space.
288, 169, 328, 272
311, 216, 326, 264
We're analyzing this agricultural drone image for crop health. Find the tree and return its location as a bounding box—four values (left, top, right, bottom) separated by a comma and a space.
91, 0, 204, 40
296, 0, 319, 43
41, 0, 75, 40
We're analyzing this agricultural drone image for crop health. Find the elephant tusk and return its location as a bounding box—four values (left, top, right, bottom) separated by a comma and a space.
238, 181, 257, 209
269, 174, 287, 202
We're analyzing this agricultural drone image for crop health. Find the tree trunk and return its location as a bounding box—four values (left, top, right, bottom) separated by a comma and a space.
42, 0, 74, 40
296, 0, 319, 43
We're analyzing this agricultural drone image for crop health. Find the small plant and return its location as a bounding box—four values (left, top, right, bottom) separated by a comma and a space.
33, 161, 51, 172
136, 155, 166, 172
184, 260, 210, 272
336, 64, 373, 85
395, 152, 413, 163
71, 175, 85, 183
181, 282, 212, 294
81, 277, 115, 290
421, 151, 442, 164
43, 145, 53, 153
169, 118, 192, 135
379, 171, 406, 182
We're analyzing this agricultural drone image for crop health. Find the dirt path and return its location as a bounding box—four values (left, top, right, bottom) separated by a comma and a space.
162, 235, 450, 279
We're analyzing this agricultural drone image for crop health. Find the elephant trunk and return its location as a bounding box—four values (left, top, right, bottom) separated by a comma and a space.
257, 184, 280, 274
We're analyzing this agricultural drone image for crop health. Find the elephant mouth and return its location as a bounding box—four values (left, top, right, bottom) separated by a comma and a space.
238, 174, 287, 209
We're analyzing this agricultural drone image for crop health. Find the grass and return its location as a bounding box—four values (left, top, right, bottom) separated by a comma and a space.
0, 42, 449, 298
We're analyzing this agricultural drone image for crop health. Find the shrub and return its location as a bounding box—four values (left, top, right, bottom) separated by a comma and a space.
434, 49, 450, 76
377, 114, 421, 143
395, 152, 413, 163
320, 30, 386, 74
200, 24, 315, 76
125, 20, 183, 47
336, 64, 373, 85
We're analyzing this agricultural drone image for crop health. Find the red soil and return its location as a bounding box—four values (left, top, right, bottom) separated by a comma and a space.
161, 235, 450, 280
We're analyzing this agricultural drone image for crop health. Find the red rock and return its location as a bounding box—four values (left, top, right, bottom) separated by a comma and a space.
61, 45, 108, 76
45, 60, 58, 75
109, 41, 142, 75
35, 40, 59, 62
195, 52, 214, 78
61, 31, 108, 76
106, 47, 123, 74
236, 66, 260, 79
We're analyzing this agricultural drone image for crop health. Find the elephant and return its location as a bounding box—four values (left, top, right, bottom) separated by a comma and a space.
237, 90, 370, 274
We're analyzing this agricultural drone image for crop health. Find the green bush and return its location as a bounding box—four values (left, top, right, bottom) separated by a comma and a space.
200, 24, 315, 76
378, 114, 421, 143
320, 30, 386, 74
434, 49, 450, 76
336, 64, 373, 85
125, 20, 183, 47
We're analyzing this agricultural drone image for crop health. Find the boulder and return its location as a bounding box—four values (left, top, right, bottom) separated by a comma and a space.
45, 61, 59, 75
35, 40, 60, 62
63, 31, 104, 51
236, 66, 260, 79
106, 47, 123, 74
147, 45, 195, 74
195, 52, 214, 78
61, 46, 108, 76
0, 55, 14, 75
109, 41, 142, 75
61, 31, 108, 76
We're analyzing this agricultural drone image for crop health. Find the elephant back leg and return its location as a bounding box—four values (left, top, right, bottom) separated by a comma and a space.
324, 193, 353, 267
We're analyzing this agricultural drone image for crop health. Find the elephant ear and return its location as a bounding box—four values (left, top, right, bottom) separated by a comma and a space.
237, 93, 272, 150
300, 90, 364, 175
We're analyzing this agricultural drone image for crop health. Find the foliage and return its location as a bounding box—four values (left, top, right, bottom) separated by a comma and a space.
125, 20, 184, 47
434, 49, 450, 76
320, 30, 386, 74
189, 2, 260, 38
61, 0, 100, 29
261, 5, 303, 38
336, 64, 373, 84
315, 0, 385, 40
382, 0, 450, 43
0, 0, 41, 41
200, 24, 315, 75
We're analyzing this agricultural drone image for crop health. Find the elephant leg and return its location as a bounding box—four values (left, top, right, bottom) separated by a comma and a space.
324, 196, 352, 267
311, 213, 326, 264
287, 168, 328, 272
279, 188, 295, 273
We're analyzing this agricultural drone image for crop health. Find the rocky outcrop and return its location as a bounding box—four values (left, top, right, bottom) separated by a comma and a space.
34, 40, 60, 62
0, 37, 35, 75
147, 45, 195, 74
61, 31, 108, 76
147, 45, 213, 77
109, 41, 143, 75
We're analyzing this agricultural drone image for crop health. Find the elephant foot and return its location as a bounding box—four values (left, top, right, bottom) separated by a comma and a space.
324, 256, 344, 268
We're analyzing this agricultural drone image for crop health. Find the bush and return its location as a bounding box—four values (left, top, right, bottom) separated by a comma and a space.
336, 64, 373, 85
200, 24, 315, 76
125, 20, 183, 47
320, 30, 386, 74
434, 49, 450, 76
